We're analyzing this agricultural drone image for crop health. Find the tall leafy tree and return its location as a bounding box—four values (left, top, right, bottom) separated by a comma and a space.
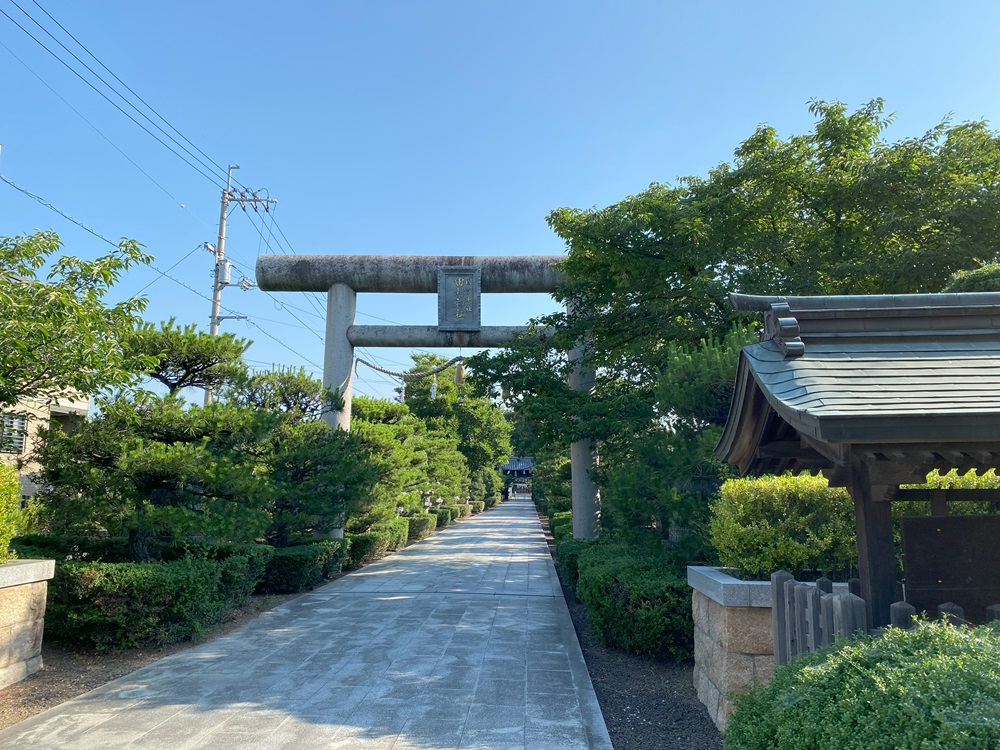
0, 231, 153, 407
475, 100, 1000, 542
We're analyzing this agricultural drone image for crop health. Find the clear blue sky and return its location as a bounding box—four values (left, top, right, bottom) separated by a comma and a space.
2, 1, 997, 401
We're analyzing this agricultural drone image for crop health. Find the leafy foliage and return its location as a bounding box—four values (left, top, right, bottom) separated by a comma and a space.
47, 558, 230, 650
0, 465, 20, 563
0, 232, 153, 407
257, 540, 347, 593
725, 621, 1000, 750
125, 319, 249, 396
575, 543, 694, 659
710, 473, 856, 580
943, 262, 1000, 292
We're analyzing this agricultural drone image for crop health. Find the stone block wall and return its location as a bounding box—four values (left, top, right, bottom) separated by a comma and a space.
0, 559, 55, 690
691, 590, 774, 729
688, 566, 775, 731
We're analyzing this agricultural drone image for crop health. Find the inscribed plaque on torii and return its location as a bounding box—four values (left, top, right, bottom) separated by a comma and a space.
437, 266, 481, 332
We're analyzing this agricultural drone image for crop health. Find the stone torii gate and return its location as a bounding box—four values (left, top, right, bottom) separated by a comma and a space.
255, 254, 600, 539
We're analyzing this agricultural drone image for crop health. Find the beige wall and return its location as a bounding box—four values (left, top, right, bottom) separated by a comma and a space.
1, 396, 89, 498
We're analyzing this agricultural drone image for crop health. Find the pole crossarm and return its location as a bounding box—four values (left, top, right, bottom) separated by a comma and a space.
256, 255, 564, 293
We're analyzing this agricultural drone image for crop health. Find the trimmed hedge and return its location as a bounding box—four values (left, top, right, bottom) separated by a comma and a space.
554, 538, 592, 592
441, 504, 462, 522
407, 514, 436, 541
575, 544, 693, 659
456, 503, 472, 519
435, 508, 453, 527
258, 540, 348, 593
371, 518, 409, 551
711, 473, 856, 580
471, 500, 486, 514
47, 558, 228, 650
726, 621, 1000, 750
345, 532, 391, 567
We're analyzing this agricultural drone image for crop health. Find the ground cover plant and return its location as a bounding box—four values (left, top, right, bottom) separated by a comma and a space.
725, 621, 1000, 750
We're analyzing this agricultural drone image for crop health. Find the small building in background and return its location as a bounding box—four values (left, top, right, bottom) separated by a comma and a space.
1, 396, 89, 499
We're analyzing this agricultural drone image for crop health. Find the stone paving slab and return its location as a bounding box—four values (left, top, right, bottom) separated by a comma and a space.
0, 500, 613, 749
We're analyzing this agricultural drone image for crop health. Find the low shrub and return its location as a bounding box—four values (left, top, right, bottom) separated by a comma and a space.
456, 503, 472, 519
471, 501, 486, 514
208, 544, 273, 607
545, 495, 572, 516
47, 558, 227, 650
345, 532, 391, 567
555, 538, 592, 592
725, 621, 1000, 750
258, 540, 347, 593
0, 466, 20, 563
371, 518, 409, 551
407, 514, 436, 541
435, 508, 453, 527
710, 473, 856, 580
575, 544, 693, 659
441, 505, 462, 522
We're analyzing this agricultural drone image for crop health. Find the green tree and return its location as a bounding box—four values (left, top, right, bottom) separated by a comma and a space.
0, 231, 153, 407
34, 393, 274, 560
126, 318, 250, 396
263, 419, 379, 546
476, 100, 1000, 542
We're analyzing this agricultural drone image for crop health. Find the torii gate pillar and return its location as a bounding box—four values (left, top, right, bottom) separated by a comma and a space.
324, 283, 356, 432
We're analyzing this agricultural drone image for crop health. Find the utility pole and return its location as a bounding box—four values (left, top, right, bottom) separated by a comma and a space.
203, 165, 275, 405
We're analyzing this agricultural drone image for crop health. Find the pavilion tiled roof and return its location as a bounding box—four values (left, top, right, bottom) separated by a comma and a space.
717, 292, 1000, 477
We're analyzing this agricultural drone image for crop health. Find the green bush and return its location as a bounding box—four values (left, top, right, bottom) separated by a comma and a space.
435, 508, 453, 527
407, 514, 436, 541
575, 544, 693, 659
471, 500, 486, 514
710, 473, 856, 580
11, 534, 132, 562
346, 532, 391, 567
545, 495, 572, 516
371, 518, 409, 551
0, 466, 20, 563
258, 540, 346, 593
726, 621, 1000, 750
441, 504, 462, 522
47, 558, 226, 650
555, 538, 592, 592
943, 262, 1000, 293
456, 503, 472, 518
209, 544, 273, 607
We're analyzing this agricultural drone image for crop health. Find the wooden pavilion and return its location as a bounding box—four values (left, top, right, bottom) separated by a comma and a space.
716, 292, 1000, 628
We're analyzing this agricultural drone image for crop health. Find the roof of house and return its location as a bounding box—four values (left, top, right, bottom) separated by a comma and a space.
499, 456, 534, 473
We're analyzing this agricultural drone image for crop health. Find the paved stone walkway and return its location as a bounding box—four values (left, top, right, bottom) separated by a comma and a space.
0, 499, 613, 750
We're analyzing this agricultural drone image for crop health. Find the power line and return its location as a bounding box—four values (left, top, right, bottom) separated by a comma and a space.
26, 0, 230, 184
0, 38, 186, 207
0, 3, 223, 187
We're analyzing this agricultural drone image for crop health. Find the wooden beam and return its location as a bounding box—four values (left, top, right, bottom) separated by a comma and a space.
894, 489, 1000, 503
848, 451, 897, 629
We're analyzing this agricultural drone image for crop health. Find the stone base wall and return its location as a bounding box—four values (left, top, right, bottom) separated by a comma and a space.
692, 590, 774, 730
0, 560, 55, 690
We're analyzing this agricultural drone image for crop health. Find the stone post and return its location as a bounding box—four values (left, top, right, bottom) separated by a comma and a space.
324, 283, 356, 433
567, 310, 599, 540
